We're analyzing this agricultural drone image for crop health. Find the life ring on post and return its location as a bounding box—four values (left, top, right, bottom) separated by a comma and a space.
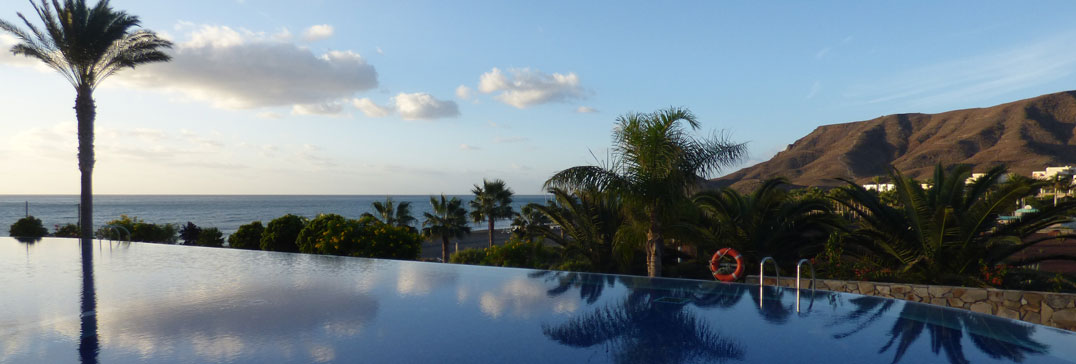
710, 248, 744, 282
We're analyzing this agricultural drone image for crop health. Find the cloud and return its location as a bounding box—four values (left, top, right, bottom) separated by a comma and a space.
256, 112, 284, 119
455, 85, 473, 100
119, 24, 378, 109
477, 67, 584, 108
292, 102, 344, 116
848, 32, 1076, 108
575, 106, 597, 113
0, 33, 51, 70
459, 144, 480, 151
353, 98, 391, 117
394, 92, 459, 120
806, 81, 821, 99
303, 24, 334, 42
354, 93, 459, 120
814, 47, 831, 60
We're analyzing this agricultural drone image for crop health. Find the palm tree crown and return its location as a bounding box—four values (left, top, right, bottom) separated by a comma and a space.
1, 0, 171, 247
469, 179, 515, 248
423, 194, 471, 262
546, 107, 747, 276
362, 197, 417, 231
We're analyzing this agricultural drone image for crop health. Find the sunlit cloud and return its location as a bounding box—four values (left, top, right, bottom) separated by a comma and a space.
477, 67, 584, 108
118, 23, 378, 110
353, 92, 459, 120
303, 24, 334, 41
455, 85, 474, 100
459, 144, 480, 151
292, 102, 344, 116
576, 106, 597, 113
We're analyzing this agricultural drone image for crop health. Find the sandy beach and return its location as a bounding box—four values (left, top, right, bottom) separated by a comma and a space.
419, 229, 514, 260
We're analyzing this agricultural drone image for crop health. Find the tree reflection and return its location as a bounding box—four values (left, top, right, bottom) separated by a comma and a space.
79, 240, 99, 364
539, 273, 745, 363
832, 297, 1049, 364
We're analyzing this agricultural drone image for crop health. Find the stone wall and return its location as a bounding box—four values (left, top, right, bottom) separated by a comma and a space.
747, 275, 1076, 331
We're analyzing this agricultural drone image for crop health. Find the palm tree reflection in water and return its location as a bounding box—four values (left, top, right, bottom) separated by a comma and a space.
831, 296, 1049, 364
79, 242, 99, 364
537, 272, 745, 363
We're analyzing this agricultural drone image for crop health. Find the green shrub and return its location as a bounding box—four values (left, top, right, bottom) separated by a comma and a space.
179, 222, 201, 245
449, 248, 487, 264
10, 216, 47, 238
481, 239, 559, 269
100, 215, 177, 243
53, 223, 80, 238
261, 214, 307, 252
228, 221, 264, 250
297, 215, 422, 259
195, 227, 224, 247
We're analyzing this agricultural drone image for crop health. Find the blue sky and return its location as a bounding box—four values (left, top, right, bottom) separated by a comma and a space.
3, 0, 1076, 194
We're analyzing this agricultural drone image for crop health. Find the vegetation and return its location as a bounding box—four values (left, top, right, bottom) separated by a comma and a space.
1, 0, 172, 245
509, 203, 551, 243
194, 227, 224, 247
9, 216, 48, 238
99, 215, 177, 243
179, 222, 201, 245
528, 187, 627, 273
546, 107, 747, 277
54, 223, 80, 238
227, 221, 263, 250
260, 214, 307, 252
470, 179, 515, 248
449, 238, 560, 269
423, 195, 471, 262
361, 197, 417, 232
296, 214, 421, 259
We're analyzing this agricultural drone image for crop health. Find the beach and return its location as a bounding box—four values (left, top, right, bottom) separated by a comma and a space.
419, 229, 514, 260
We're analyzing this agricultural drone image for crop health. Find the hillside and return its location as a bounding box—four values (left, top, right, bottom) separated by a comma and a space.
715, 91, 1076, 190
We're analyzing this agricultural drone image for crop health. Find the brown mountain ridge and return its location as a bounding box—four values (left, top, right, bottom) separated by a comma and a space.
715, 90, 1076, 191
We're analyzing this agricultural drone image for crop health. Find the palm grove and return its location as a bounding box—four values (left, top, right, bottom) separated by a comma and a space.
7, 1, 1076, 294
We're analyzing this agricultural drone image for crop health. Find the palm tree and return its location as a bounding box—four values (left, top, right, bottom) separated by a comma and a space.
530, 187, 627, 273
833, 164, 1076, 286
361, 197, 417, 231
546, 107, 747, 277
509, 203, 551, 243
423, 194, 471, 262
469, 179, 515, 248
1, 0, 172, 249
1047, 174, 1073, 207
693, 177, 843, 269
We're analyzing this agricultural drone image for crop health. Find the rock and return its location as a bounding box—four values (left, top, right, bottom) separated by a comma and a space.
891, 285, 911, 295
912, 286, 928, 297
1024, 293, 1044, 308
858, 282, 875, 294
877, 286, 891, 295
952, 288, 966, 298
928, 285, 950, 297
970, 302, 993, 314
930, 298, 947, 307
1044, 295, 1073, 309
1004, 300, 1022, 310
1043, 303, 1054, 323
988, 290, 1003, 302
1024, 312, 1041, 324
962, 289, 988, 303
999, 308, 1020, 320
1004, 290, 1021, 301
1022, 303, 1040, 313
1051, 309, 1076, 328
947, 297, 965, 307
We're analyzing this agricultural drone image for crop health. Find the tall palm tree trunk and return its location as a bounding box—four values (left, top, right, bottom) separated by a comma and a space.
76, 86, 95, 252
442, 236, 450, 262
488, 217, 495, 249
646, 211, 663, 277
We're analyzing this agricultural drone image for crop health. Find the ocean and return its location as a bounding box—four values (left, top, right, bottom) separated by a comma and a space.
0, 195, 550, 237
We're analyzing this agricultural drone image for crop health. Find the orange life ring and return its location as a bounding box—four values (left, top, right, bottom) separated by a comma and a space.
710, 248, 744, 282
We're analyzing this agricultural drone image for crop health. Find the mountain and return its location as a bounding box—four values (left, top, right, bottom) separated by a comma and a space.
715, 91, 1076, 190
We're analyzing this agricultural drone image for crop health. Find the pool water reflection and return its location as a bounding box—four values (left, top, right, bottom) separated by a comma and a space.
1, 238, 1073, 363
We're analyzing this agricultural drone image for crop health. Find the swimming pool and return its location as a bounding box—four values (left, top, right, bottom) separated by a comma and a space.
1, 237, 1073, 363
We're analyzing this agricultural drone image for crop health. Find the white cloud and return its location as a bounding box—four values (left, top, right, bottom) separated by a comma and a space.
806, 81, 821, 99
376, 47, 384, 55
477, 67, 584, 108
303, 24, 334, 42
119, 24, 378, 110
256, 112, 284, 119
575, 106, 597, 113
352, 98, 391, 117
459, 144, 480, 151
455, 85, 473, 100
292, 102, 344, 116
354, 93, 459, 120
0, 33, 52, 71
394, 92, 459, 120
815, 47, 831, 60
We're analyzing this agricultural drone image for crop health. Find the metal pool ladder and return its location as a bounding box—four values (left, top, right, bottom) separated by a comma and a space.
758, 256, 779, 308
796, 258, 816, 313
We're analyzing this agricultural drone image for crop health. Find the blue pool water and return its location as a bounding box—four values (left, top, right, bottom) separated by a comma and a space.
1, 237, 1073, 363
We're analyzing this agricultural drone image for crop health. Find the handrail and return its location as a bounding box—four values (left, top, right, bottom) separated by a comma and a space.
796, 258, 816, 313
758, 256, 779, 308
98, 224, 130, 243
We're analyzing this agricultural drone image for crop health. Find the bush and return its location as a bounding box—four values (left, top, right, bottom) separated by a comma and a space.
10, 216, 48, 238
480, 239, 559, 269
100, 215, 178, 243
179, 222, 201, 245
449, 248, 487, 264
228, 221, 264, 250
53, 223, 80, 238
261, 214, 307, 252
296, 215, 422, 259
195, 227, 224, 247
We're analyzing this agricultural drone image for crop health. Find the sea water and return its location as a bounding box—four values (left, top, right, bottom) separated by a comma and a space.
0, 195, 549, 237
